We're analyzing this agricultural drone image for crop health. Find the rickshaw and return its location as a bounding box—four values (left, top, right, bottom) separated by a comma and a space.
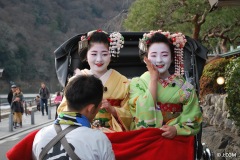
6, 31, 214, 160
54, 31, 213, 160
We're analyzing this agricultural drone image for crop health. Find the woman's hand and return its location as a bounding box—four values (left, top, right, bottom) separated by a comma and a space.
144, 57, 159, 81
101, 99, 112, 112
144, 57, 158, 104
101, 99, 117, 117
160, 125, 177, 139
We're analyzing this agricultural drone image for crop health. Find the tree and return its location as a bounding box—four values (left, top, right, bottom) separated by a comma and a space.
123, 0, 208, 40
202, 7, 240, 53
123, 0, 240, 52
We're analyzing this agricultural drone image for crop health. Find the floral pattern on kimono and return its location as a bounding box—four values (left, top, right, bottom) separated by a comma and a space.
129, 71, 202, 136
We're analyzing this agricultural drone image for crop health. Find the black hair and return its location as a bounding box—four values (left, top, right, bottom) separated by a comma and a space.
79, 32, 110, 62
64, 75, 103, 111
139, 32, 175, 61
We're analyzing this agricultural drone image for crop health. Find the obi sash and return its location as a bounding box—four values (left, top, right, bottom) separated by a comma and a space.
156, 102, 183, 124
156, 102, 182, 112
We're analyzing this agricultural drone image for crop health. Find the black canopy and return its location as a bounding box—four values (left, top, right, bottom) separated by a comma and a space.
54, 32, 208, 94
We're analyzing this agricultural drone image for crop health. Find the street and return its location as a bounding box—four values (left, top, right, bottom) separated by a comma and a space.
0, 122, 52, 160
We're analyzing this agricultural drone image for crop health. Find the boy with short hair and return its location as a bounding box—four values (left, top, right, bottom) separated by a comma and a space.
32, 75, 115, 160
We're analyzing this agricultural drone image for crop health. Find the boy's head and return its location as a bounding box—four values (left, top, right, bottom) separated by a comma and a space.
64, 75, 103, 121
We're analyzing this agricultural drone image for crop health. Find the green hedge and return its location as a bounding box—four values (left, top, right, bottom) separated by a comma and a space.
199, 58, 229, 99
225, 57, 240, 127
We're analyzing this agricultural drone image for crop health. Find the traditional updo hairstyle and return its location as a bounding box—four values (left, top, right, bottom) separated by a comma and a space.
139, 32, 175, 62
78, 30, 124, 63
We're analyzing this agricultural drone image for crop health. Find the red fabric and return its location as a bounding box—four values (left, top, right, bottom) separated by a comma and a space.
106, 128, 194, 160
6, 130, 39, 160
6, 128, 194, 160
107, 99, 122, 106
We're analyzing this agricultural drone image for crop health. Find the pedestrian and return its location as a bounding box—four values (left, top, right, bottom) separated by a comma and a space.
32, 75, 115, 159
11, 96, 24, 128
12, 87, 25, 115
39, 82, 50, 116
35, 95, 41, 111
129, 30, 202, 138
12, 87, 24, 102
53, 92, 62, 119
7, 84, 17, 105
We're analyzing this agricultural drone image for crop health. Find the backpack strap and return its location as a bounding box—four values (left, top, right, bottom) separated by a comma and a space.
54, 125, 81, 160
39, 125, 80, 160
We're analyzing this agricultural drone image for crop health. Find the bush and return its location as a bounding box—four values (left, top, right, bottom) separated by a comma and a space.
225, 57, 240, 127
199, 57, 230, 99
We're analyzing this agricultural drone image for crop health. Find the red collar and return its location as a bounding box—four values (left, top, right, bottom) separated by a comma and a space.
158, 75, 176, 88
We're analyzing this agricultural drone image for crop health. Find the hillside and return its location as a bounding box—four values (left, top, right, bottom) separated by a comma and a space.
0, 0, 134, 93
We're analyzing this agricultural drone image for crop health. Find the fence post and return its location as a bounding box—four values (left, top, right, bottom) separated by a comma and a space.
24, 102, 27, 116
48, 98, 52, 119
9, 112, 13, 132
48, 106, 51, 119
31, 110, 35, 125
0, 98, 2, 122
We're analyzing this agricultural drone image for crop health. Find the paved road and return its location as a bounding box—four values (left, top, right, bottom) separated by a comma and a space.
0, 122, 52, 160
0, 106, 56, 159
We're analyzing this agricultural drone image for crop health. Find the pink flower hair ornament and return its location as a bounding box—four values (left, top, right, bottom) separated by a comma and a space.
139, 30, 187, 76
78, 30, 124, 58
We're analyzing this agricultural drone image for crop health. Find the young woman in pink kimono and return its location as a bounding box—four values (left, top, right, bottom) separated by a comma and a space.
57, 30, 132, 132
129, 30, 202, 138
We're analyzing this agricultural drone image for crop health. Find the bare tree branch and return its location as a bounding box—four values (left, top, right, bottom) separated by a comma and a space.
230, 35, 240, 43
198, 9, 208, 25
103, 10, 128, 31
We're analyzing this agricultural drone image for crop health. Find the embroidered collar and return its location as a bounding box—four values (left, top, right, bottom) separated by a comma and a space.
55, 112, 91, 128
158, 75, 176, 88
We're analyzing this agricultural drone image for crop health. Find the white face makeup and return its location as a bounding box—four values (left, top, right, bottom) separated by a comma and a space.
87, 43, 111, 77
147, 43, 172, 78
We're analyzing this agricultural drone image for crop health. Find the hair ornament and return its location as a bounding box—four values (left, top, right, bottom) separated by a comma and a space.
78, 30, 124, 58
109, 32, 124, 57
78, 35, 88, 54
139, 30, 187, 76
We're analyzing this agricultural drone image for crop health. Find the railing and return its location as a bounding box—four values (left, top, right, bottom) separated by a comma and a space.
6, 98, 55, 132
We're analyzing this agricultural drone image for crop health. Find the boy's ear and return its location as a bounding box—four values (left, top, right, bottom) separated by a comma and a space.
86, 104, 96, 114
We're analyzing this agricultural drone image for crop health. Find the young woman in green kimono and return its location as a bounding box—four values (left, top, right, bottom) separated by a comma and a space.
129, 30, 202, 138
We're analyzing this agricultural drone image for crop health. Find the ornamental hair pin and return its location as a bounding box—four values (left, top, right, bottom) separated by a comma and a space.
78, 35, 88, 54
78, 30, 124, 58
139, 39, 147, 53
109, 32, 124, 57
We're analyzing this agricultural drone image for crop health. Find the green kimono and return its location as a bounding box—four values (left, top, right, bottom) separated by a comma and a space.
129, 71, 202, 136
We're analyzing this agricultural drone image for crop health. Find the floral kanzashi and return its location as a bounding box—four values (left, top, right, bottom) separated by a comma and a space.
78, 30, 124, 58
109, 32, 124, 57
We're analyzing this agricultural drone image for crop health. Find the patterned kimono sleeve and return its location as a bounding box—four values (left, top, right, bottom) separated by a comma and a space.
167, 89, 202, 136
109, 81, 133, 131
111, 91, 133, 131
129, 77, 162, 129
